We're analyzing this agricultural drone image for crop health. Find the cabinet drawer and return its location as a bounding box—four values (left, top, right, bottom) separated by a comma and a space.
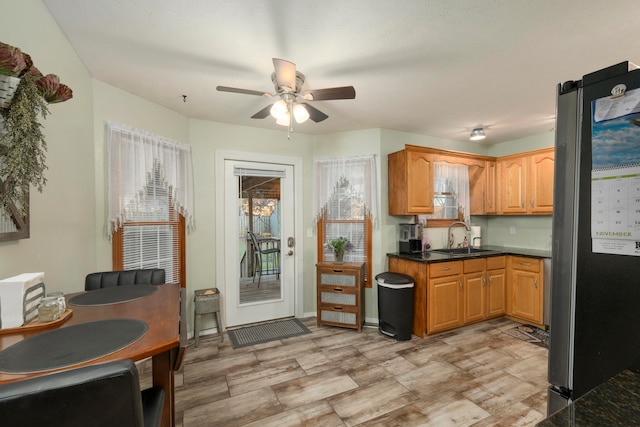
320, 305, 358, 326
486, 255, 506, 270
429, 261, 462, 278
319, 289, 356, 306
463, 258, 486, 273
319, 272, 357, 287
510, 256, 540, 273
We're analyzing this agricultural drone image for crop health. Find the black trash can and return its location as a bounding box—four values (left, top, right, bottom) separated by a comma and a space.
376, 272, 414, 341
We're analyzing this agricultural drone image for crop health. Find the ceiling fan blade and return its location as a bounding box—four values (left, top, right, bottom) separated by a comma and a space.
273, 58, 297, 91
300, 103, 328, 122
216, 86, 271, 97
303, 86, 356, 101
251, 104, 273, 119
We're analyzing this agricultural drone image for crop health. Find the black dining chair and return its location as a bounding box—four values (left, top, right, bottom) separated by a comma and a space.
0, 359, 164, 427
248, 231, 279, 287
84, 268, 166, 291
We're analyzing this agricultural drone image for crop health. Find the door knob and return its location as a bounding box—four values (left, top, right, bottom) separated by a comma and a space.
287, 250, 293, 256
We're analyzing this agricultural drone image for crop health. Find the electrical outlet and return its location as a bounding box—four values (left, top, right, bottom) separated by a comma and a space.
510, 226, 516, 235
306, 228, 313, 238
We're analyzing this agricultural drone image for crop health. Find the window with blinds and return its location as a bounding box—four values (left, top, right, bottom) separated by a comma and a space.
112, 161, 185, 285
317, 176, 372, 287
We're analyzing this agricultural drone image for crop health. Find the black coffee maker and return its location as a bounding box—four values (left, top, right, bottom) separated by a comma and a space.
399, 223, 423, 254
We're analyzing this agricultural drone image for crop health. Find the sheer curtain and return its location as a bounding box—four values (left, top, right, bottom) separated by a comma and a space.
313, 154, 378, 226
432, 162, 470, 223
106, 121, 195, 236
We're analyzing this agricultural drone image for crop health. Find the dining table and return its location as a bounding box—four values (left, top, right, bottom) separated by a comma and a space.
0, 282, 185, 427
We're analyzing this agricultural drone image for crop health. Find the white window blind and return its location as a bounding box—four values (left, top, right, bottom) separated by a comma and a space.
314, 155, 376, 285
107, 123, 191, 285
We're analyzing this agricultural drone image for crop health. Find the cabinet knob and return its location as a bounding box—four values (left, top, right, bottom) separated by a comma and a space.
482, 277, 486, 287
488, 274, 492, 286
458, 280, 462, 291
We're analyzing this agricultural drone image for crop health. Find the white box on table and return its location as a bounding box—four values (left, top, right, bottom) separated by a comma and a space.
0, 272, 46, 328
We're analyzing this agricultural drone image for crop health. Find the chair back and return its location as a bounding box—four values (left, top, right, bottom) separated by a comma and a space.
248, 231, 260, 253
85, 269, 166, 291
0, 360, 162, 427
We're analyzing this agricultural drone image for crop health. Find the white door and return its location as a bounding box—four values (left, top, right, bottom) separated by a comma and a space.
223, 159, 296, 327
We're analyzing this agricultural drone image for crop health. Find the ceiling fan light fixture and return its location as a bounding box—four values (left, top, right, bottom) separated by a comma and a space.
470, 127, 486, 141
276, 112, 290, 126
293, 103, 310, 124
270, 99, 288, 120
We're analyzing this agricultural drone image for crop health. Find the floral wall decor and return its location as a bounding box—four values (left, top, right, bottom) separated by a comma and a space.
0, 41, 73, 241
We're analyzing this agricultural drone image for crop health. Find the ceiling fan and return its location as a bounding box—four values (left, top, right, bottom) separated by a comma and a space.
216, 58, 356, 135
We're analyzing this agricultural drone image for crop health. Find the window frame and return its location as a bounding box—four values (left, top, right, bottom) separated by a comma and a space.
317, 216, 373, 288
112, 200, 186, 287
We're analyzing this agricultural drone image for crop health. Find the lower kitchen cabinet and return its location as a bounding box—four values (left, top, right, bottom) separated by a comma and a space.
507, 256, 544, 327
463, 258, 487, 324
486, 256, 507, 317
428, 261, 463, 334
389, 253, 546, 337
316, 262, 365, 332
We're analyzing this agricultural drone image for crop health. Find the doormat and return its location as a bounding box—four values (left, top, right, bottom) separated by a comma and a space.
503, 324, 549, 349
227, 318, 311, 349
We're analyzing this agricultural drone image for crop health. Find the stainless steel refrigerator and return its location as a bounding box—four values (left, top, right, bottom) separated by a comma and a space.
548, 61, 640, 415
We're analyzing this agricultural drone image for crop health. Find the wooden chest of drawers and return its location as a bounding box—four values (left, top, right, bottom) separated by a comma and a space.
316, 262, 365, 332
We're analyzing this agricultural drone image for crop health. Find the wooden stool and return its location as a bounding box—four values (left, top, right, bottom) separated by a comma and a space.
193, 288, 222, 347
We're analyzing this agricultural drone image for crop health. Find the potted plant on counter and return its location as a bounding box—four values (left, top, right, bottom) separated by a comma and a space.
325, 236, 354, 264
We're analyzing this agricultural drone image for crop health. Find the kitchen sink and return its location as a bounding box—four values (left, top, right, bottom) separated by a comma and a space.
431, 248, 497, 255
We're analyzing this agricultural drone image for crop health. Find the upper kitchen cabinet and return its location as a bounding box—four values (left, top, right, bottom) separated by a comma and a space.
485, 160, 497, 214
497, 148, 555, 215
528, 149, 555, 214
497, 154, 527, 214
388, 147, 434, 215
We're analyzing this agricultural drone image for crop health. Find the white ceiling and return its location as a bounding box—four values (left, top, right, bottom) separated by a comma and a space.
43, 0, 640, 145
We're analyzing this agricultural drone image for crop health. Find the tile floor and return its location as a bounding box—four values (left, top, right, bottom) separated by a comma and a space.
166, 317, 549, 426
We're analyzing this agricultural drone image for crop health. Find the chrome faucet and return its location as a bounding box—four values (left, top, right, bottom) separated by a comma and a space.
448, 221, 471, 250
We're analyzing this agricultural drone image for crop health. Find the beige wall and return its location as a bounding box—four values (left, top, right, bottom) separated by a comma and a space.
1, 1, 555, 329
0, 1, 95, 294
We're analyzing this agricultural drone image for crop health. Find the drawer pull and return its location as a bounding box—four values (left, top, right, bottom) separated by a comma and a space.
333, 287, 344, 292
333, 269, 343, 273
519, 262, 532, 267
442, 267, 451, 271
333, 306, 343, 310
534, 277, 538, 289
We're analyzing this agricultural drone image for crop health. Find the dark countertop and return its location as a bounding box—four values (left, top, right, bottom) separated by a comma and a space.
387, 245, 552, 264
536, 370, 640, 426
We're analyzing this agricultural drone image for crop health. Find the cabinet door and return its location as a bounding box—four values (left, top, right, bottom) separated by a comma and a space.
468, 163, 486, 215
428, 274, 463, 333
463, 272, 486, 324
485, 160, 497, 214
406, 150, 434, 213
510, 269, 542, 324
528, 150, 555, 213
487, 268, 506, 317
499, 156, 527, 213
